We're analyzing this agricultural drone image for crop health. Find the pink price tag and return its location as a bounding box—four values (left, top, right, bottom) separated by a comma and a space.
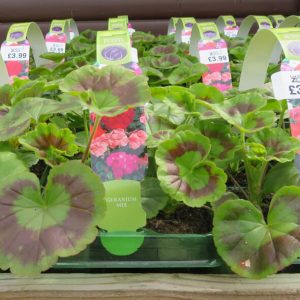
45, 33, 67, 54
1, 40, 30, 80
198, 39, 232, 92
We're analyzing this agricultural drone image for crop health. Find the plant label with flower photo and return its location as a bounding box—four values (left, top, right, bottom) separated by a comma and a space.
271, 70, 300, 100
190, 22, 232, 91
175, 17, 196, 44
239, 28, 300, 163
46, 20, 67, 54
217, 15, 239, 38
90, 30, 148, 255
1, 22, 48, 80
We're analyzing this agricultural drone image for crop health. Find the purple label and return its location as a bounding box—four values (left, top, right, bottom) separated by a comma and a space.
288, 41, 300, 57
101, 46, 127, 61
226, 20, 235, 25
260, 22, 271, 28
204, 30, 217, 38
185, 23, 194, 28
52, 26, 63, 32
10, 31, 24, 40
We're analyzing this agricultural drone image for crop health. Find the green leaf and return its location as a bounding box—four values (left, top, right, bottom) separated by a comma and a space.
248, 128, 300, 162
156, 131, 227, 207
19, 123, 78, 166
151, 54, 181, 69
149, 45, 177, 56
213, 186, 300, 278
0, 97, 81, 141
40, 52, 66, 63
0, 158, 105, 275
189, 83, 224, 119
60, 65, 151, 116
10, 80, 46, 105
199, 120, 239, 167
147, 97, 186, 126
199, 93, 276, 133
263, 162, 300, 194
141, 178, 169, 218
168, 63, 207, 85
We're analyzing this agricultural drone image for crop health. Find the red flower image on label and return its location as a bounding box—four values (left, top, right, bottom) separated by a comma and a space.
101, 108, 135, 130
6, 60, 23, 77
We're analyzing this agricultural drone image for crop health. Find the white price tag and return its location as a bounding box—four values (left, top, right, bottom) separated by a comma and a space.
1, 45, 30, 61
69, 31, 75, 40
46, 42, 66, 54
224, 29, 239, 38
199, 48, 229, 65
181, 30, 191, 44
272, 71, 300, 100
131, 47, 138, 63
128, 28, 135, 36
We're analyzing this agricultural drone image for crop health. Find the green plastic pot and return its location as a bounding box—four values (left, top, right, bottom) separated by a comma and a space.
54, 231, 222, 269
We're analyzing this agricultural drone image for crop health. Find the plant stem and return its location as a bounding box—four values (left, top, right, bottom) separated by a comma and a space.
226, 171, 249, 199
278, 110, 285, 129
81, 115, 101, 164
83, 109, 90, 145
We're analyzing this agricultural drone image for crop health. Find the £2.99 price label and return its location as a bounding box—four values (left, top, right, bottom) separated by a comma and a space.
199, 48, 229, 65
272, 71, 300, 100
1, 45, 30, 61
46, 42, 66, 54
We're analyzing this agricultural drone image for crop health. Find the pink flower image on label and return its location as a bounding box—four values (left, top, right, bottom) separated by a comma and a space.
128, 130, 147, 150
108, 129, 129, 149
106, 152, 141, 179
101, 46, 127, 61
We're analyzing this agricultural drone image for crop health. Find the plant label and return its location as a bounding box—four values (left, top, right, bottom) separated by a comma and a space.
93, 29, 147, 255
175, 17, 196, 44
46, 19, 78, 53
190, 22, 232, 91
237, 15, 273, 40
1, 22, 48, 80
272, 70, 300, 100
216, 15, 239, 38
168, 17, 179, 35
108, 18, 128, 31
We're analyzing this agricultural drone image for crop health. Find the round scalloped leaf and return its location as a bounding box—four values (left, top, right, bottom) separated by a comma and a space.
263, 162, 300, 195
19, 123, 78, 166
249, 128, 300, 162
0, 160, 105, 275
168, 63, 207, 85
0, 152, 27, 189
0, 97, 81, 141
151, 54, 181, 69
149, 45, 177, 56
199, 120, 239, 167
189, 83, 224, 119
60, 65, 151, 116
213, 186, 300, 279
155, 131, 226, 207
141, 178, 169, 218
199, 93, 276, 132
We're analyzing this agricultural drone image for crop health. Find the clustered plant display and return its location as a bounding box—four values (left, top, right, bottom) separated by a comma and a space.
0, 26, 300, 280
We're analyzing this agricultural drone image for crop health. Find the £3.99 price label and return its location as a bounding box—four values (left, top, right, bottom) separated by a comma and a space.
46, 42, 66, 54
199, 48, 229, 65
1, 45, 30, 61
272, 71, 300, 100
